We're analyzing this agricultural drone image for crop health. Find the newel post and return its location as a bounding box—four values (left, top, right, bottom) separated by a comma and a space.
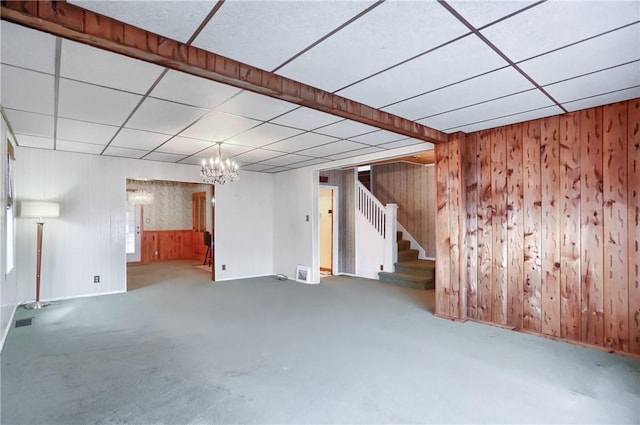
384, 203, 398, 272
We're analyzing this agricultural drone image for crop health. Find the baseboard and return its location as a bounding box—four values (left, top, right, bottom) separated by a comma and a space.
433, 312, 468, 323
0, 304, 19, 353
40, 289, 126, 303
214, 273, 274, 282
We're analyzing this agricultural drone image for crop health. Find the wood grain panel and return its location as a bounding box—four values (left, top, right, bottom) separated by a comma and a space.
143, 230, 193, 262
448, 134, 466, 318
476, 130, 493, 321
629, 99, 640, 354
465, 133, 479, 319
559, 112, 582, 340
491, 128, 508, 325
603, 102, 629, 351
523, 120, 542, 332
435, 143, 451, 317
506, 124, 524, 328
580, 106, 604, 346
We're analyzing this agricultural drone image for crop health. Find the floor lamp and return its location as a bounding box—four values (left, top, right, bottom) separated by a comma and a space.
20, 201, 60, 310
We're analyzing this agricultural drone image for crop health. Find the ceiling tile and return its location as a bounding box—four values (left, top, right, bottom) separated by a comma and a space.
337, 35, 507, 107
270, 107, 342, 130
112, 128, 171, 151
447, 105, 563, 133
350, 130, 407, 146
178, 156, 208, 166
544, 61, 640, 103
1, 65, 54, 115
257, 153, 315, 167
180, 111, 260, 141
298, 140, 368, 157
56, 118, 119, 145
156, 136, 214, 156
481, 1, 640, 62
383, 66, 533, 120
379, 138, 428, 150
103, 146, 146, 159
289, 157, 333, 168
14, 134, 54, 150
150, 70, 240, 109
313, 120, 380, 139
193, 1, 376, 70
241, 163, 277, 172
446, 1, 540, 28
56, 139, 105, 155
61, 39, 164, 94
3, 110, 54, 138
228, 123, 304, 149
199, 143, 253, 160
563, 86, 640, 113
265, 132, 339, 153
324, 146, 386, 161
277, 0, 469, 92
69, 1, 214, 44
0, 21, 56, 74
419, 90, 554, 131
265, 166, 293, 174
215, 91, 297, 121
232, 149, 285, 164
143, 152, 186, 163
519, 24, 640, 86
127, 97, 208, 134
58, 78, 142, 125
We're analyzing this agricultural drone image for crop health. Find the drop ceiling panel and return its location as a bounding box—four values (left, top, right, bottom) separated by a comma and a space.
60, 39, 164, 94
290, 157, 333, 168
3, 110, 54, 139
15, 134, 54, 150
56, 118, 119, 145
56, 139, 105, 155
181, 112, 260, 141
241, 163, 276, 172
481, 1, 640, 62
215, 91, 297, 121
379, 138, 427, 150
563, 86, 640, 112
178, 156, 208, 166
199, 143, 253, 159
193, 1, 376, 71
1, 65, 54, 115
277, 1, 469, 92
156, 136, 213, 156
232, 148, 285, 164
545, 62, 640, 103
257, 153, 316, 168
150, 70, 240, 109
419, 90, 554, 131
446, 1, 540, 28
271, 107, 342, 130
127, 97, 208, 135
111, 128, 171, 151
325, 146, 386, 161
313, 120, 379, 139
68, 0, 214, 44
299, 140, 368, 157
58, 79, 142, 125
337, 35, 508, 107
265, 166, 293, 174
228, 123, 304, 149
519, 24, 640, 86
447, 105, 563, 133
0, 21, 56, 74
143, 152, 186, 163
350, 130, 409, 146
103, 146, 146, 159
266, 132, 339, 153
383, 66, 533, 121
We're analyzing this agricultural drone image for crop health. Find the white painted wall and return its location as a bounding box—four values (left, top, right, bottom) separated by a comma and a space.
355, 211, 385, 280
14, 147, 274, 302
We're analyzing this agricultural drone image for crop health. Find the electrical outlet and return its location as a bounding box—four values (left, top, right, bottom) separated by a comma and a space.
222, 264, 226, 271
94, 275, 100, 283
380, 265, 383, 271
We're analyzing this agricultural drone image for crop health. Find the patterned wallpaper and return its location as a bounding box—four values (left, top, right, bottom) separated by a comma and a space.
126, 180, 211, 231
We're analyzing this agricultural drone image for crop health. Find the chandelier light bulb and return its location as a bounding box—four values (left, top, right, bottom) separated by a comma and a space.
200, 142, 240, 185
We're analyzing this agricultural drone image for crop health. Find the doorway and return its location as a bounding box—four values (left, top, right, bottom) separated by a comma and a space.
319, 186, 338, 276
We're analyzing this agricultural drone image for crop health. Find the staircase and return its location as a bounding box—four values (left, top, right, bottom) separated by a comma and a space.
378, 231, 435, 290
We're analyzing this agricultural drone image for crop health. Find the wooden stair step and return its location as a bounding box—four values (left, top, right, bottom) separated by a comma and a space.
397, 239, 411, 250
395, 259, 435, 276
397, 249, 419, 262
378, 271, 434, 290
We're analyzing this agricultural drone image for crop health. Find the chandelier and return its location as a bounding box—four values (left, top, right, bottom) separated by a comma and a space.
127, 188, 154, 205
201, 142, 239, 185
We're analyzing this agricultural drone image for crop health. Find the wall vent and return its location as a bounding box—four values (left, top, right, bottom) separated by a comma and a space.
15, 318, 33, 328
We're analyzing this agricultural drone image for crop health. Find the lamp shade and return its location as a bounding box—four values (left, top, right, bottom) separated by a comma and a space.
19, 201, 60, 218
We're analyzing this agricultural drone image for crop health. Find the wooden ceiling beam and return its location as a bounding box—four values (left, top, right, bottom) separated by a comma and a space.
0, 1, 449, 144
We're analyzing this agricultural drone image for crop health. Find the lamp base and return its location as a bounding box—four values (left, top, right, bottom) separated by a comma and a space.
23, 301, 51, 310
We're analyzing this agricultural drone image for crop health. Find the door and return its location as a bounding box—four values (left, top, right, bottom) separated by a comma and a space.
319, 188, 334, 272
126, 203, 142, 262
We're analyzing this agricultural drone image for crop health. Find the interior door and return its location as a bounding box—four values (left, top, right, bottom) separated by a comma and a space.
319, 188, 333, 272
126, 203, 142, 262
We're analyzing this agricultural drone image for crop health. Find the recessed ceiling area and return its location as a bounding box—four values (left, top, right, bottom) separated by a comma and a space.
1, 1, 638, 173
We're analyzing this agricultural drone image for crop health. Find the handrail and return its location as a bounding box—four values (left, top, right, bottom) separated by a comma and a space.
355, 180, 386, 237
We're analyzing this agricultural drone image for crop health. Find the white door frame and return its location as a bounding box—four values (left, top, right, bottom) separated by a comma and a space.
126, 203, 142, 263
319, 185, 339, 275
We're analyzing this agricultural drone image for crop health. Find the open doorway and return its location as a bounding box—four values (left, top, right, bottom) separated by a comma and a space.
319, 186, 338, 277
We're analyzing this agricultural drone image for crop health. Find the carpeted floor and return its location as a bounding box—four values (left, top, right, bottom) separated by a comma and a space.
1, 261, 639, 424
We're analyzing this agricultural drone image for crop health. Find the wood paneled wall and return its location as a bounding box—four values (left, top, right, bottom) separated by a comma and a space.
371, 162, 437, 256
141, 230, 193, 263
436, 98, 640, 356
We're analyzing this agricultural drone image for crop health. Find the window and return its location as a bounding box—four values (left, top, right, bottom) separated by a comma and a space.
192, 191, 206, 232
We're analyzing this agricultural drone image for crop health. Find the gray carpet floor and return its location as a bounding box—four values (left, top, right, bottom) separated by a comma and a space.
1, 260, 639, 424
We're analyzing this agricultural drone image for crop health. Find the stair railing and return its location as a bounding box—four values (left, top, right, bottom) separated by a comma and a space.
355, 181, 397, 273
